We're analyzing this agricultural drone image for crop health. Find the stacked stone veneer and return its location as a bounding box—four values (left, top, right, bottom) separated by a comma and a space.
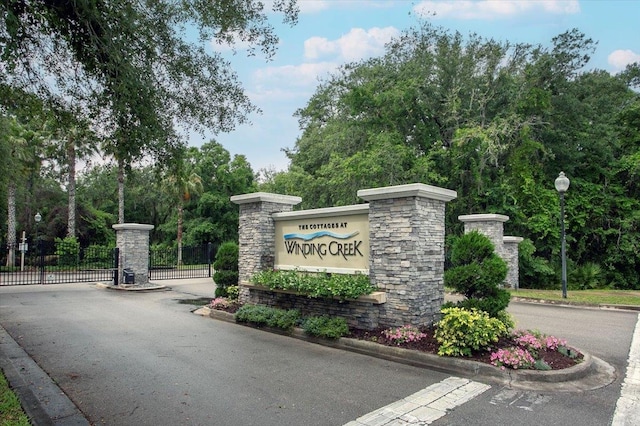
458, 214, 522, 289
230, 193, 302, 301
113, 223, 154, 285
359, 184, 457, 328
503, 236, 524, 290
232, 183, 457, 330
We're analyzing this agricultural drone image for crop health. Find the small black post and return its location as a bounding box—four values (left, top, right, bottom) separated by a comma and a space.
38, 240, 45, 285
207, 242, 213, 278
113, 247, 120, 286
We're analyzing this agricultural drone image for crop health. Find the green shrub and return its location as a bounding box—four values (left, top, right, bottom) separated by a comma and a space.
569, 262, 604, 290
54, 237, 80, 266
518, 239, 557, 289
226, 285, 239, 301
444, 231, 510, 317
251, 269, 374, 300
302, 316, 349, 339
435, 307, 508, 357
454, 289, 511, 318
213, 241, 239, 292
234, 305, 300, 331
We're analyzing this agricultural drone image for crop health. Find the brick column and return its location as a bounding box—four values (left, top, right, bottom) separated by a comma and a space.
503, 236, 524, 289
230, 192, 302, 303
358, 183, 457, 328
112, 223, 154, 285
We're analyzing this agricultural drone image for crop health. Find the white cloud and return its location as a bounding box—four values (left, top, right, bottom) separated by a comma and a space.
414, 0, 580, 20
254, 62, 339, 89
304, 27, 400, 62
297, 0, 332, 13
608, 49, 640, 71
297, 0, 398, 14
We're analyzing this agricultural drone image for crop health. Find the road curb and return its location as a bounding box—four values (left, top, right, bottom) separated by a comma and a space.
0, 325, 90, 425
202, 307, 616, 391
509, 296, 640, 312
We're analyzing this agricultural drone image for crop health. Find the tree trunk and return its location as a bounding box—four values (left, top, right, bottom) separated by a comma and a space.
118, 159, 125, 224
5, 181, 16, 267
66, 135, 76, 237
177, 202, 183, 266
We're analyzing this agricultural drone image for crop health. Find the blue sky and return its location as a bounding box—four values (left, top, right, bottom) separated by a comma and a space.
190, 0, 640, 173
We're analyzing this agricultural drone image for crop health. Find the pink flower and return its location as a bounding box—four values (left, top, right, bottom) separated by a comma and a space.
383, 325, 427, 345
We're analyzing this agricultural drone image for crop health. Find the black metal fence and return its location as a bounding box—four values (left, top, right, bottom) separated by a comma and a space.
0, 240, 116, 286
148, 243, 215, 280
1, 241, 215, 285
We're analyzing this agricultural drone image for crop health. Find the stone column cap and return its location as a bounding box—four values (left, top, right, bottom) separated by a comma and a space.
112, 223, 155, 231
231, 192, 302, 205
503, 236, 524, 243
357, 183, 457, 202
458, 214, 509, 223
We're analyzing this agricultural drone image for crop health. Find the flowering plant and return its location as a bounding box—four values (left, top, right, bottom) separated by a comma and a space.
490, 347, 535, 370
512, 330, 567, 354
383, 325, 427, 345
209, 297, 231, 310
491, 329, 572, 370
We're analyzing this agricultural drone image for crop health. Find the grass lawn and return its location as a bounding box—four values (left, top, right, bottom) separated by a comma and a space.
0, 370, 30, 426
508, 289, 640, 306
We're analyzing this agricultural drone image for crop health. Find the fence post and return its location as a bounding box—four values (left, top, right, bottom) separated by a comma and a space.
38, 240, 45, 285
113, 247, 120, 286
207, 242, 213, 278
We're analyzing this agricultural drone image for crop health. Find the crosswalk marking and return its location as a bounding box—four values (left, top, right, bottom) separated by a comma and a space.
344, 376, 490, 426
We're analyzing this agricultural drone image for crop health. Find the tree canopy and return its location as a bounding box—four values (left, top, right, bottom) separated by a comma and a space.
265, 24, 640, 289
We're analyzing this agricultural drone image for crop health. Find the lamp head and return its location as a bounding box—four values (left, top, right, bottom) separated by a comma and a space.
554, 172, 570, 193
35, 212, 42, 223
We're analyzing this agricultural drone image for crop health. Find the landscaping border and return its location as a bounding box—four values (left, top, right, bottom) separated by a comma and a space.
200, 307, 616, 392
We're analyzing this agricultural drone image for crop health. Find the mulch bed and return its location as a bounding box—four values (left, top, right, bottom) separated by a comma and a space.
210, 305, 581, 370
347, 327, 583, 370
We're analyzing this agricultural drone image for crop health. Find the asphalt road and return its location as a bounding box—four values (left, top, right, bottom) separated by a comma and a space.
0, 280, 637, 426
432, 301, 638, 426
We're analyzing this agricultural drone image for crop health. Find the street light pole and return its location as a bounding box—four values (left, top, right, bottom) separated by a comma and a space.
34, 212, 42, 284
554, 172, 570, 299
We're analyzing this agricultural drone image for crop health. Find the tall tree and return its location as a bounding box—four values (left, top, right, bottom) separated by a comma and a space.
279, 23, 640, 289
162, 148, 204, 265
1, 116, 46, 266
1, 0, 299, 223
43, 108, 98, 238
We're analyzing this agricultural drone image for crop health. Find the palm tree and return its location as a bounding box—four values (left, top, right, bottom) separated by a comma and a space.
2, 116, 45, 266
51, 119, 97, 238
162, 156, 203, 265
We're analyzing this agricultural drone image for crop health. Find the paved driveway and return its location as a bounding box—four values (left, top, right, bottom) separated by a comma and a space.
1, 280, 638, 426
1, 280, 452, 425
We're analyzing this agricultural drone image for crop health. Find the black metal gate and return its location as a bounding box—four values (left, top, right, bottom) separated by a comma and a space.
148, 243, 214, 280
0, 241, 116, 286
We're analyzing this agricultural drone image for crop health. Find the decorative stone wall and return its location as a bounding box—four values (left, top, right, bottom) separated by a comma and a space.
457, 214, 522, 289
248, 292, 381, 330
359, 184, 457, 328
232, 183, 457, 330
112, 223, 154, 285
230, 193, 301, 303
503, 236, 524, 290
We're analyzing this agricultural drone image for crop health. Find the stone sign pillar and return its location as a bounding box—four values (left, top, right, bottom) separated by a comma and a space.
112, 223, 154, 285
458, 214, 509, 258
358, 183, 457, 328
458, 214, 523, 289
230, 192, 302, 303
503, 236, 524, 289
